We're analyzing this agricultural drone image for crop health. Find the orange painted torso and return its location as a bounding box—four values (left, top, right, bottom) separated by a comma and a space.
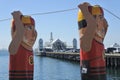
9, 45, 34, 80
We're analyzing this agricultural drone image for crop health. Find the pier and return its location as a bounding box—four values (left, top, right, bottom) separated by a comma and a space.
105, 53, 120, 68
45, 52, 80, 62
35, 52, 120, 67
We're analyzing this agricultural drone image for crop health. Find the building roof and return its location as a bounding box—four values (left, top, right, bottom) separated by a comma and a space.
110, 43, 120, 48
51, 39, 63, 44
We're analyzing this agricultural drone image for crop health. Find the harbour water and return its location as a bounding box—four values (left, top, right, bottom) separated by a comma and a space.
0, 50, 120, 80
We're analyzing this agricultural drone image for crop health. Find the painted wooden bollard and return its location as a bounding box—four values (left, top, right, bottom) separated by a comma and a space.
9, 11, 37, 80
78, 2, 108, 80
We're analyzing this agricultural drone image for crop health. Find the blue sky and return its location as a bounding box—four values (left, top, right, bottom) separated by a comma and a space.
0, 0, 120, 50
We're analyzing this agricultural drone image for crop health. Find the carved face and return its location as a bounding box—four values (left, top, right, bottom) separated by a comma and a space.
11, 15, 37, 51
95, 15, 104, 27
22, 24, 37, 47
95, 15, 106, 37
94, 14, 108, 44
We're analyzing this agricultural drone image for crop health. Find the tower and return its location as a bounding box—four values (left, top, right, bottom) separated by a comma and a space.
73, 38, 77, 50
50, 32, 53, 42
39, 38, 43, 51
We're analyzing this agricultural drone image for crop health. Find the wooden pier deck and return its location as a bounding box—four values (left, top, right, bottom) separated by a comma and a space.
35, 52, 120, 67
105, 53, 120, 67
45, 52, 80, 62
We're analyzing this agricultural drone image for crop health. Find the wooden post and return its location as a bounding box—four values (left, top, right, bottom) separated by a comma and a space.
78, 2, 108, 80
9, 11, 37, 80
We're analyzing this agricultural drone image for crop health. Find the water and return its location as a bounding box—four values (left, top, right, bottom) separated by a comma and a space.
0, 50, 120, 80
107, 68, 120, 80
34, 56, 80, 80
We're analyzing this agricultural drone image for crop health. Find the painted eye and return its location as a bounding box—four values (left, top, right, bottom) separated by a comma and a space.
28, 26, 32, 30
24, 25, 34, 30
27, 26, 34, 30
99, 15, 103, 19
93, 15, 96, 18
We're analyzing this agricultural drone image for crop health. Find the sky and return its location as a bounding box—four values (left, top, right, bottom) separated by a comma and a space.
0, 0, 120, 50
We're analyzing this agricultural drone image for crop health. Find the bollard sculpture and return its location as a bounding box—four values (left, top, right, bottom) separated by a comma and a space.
9, 11, 37, 80
78, 2, 108, 80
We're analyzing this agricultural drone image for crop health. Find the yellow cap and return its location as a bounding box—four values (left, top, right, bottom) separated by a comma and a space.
78, 10, 85, 22
91, 6, 103, 15
11, 15, 35, 32
78, 5, 104, 22
21, 16, 35, 25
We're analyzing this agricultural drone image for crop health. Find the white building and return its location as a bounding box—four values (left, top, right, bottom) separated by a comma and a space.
39, 32, 78, 52
111, 43, 120, 53
51, 39, 66, 52
106, 43, 120, 53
